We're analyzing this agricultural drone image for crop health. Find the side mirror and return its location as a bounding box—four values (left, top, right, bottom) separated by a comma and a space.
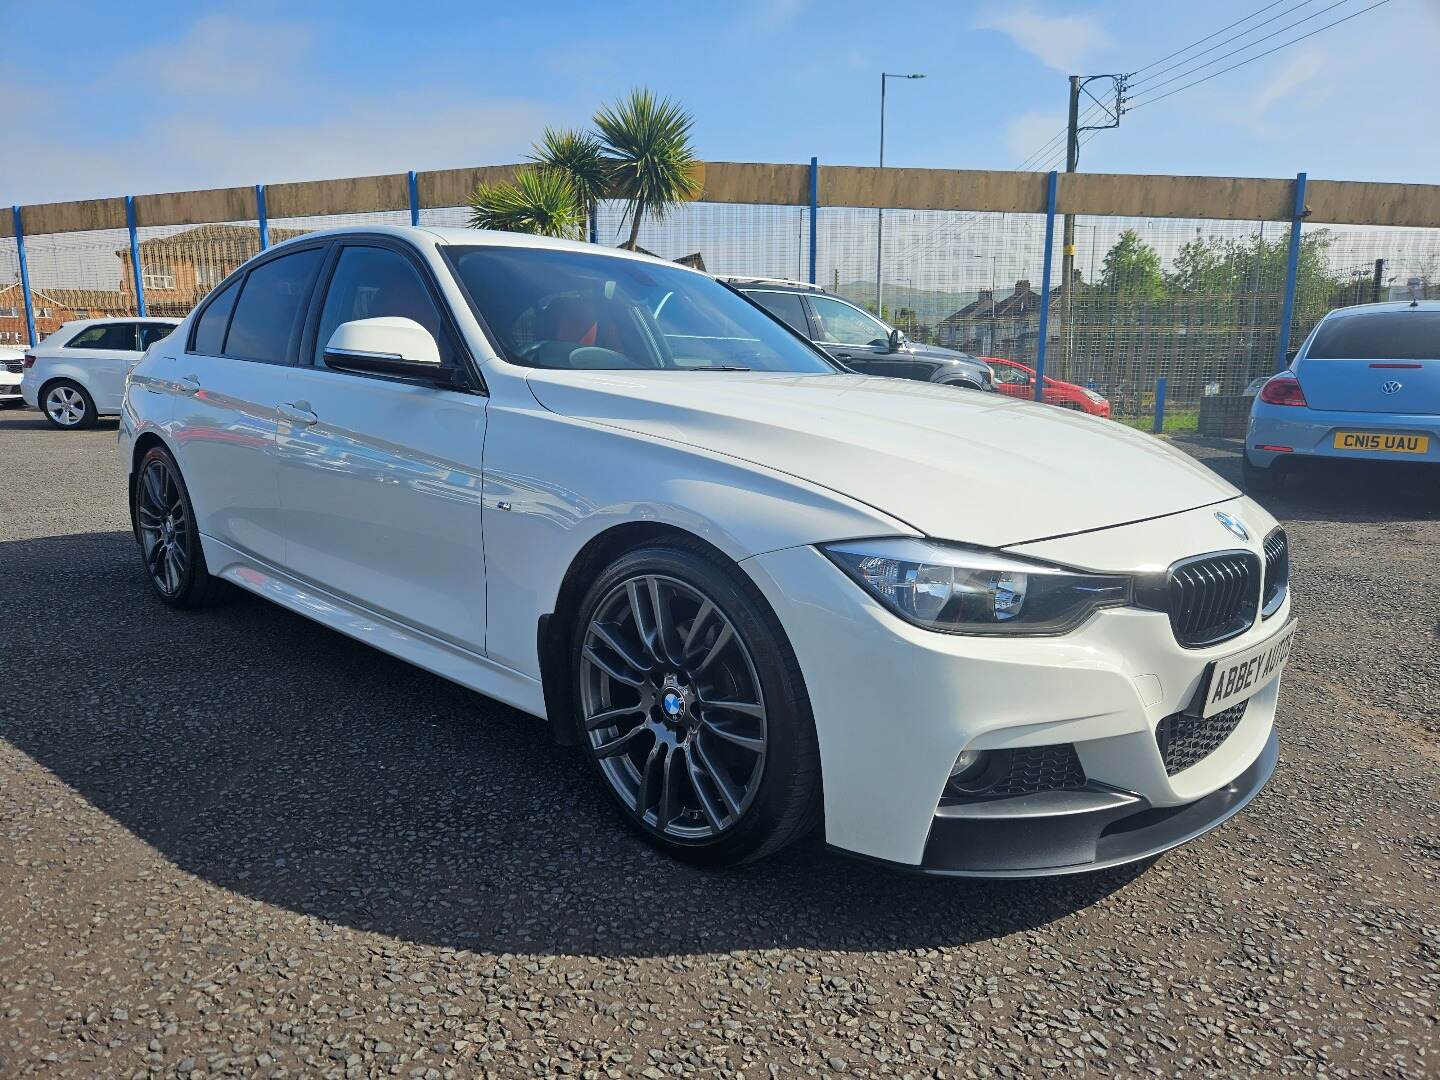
323, 317, 457, 385
887, 327, 903, 353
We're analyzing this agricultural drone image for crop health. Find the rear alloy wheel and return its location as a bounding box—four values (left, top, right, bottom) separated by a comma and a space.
134, 446, 230, 609
573, 544, 820, 865
42, 381, 97, 429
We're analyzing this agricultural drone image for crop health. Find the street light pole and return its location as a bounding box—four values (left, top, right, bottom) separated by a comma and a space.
877, 72, 924, 318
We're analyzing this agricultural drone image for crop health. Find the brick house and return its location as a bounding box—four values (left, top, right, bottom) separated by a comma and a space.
117, 223, 305, 317
0, 282, 130, 345
934, 274, 1078, 360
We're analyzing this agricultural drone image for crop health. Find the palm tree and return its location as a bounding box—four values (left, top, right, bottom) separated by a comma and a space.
593, 88, 702, 251
529, 127, 608, 241
467, 168, 585, 239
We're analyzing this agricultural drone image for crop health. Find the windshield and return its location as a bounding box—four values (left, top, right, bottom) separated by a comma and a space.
443, 245, 838, 373
1307, 310, 1440, 360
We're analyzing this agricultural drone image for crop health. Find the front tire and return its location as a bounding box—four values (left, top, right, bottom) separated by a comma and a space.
133, 446, 230, 609
41, 380, 97, 429
571, 542, 821, 866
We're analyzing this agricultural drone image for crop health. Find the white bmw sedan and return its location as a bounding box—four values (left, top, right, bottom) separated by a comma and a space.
119, 226, 1295, 877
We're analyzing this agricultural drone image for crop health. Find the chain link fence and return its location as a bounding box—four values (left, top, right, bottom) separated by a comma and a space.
4, 164, 1438, 433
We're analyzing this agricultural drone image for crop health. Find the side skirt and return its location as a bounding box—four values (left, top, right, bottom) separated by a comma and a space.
201, 535, 547, 719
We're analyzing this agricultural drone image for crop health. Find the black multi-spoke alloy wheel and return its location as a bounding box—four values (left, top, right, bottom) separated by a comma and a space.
41, 380, 98, 429
133, 446, 230, 609
572, 542, 821, 866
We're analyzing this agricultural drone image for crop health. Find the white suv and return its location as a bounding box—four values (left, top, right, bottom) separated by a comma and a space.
21, 318, 180, 429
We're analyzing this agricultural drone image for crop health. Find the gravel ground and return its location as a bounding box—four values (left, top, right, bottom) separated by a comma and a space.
1, 409, 1436, 1079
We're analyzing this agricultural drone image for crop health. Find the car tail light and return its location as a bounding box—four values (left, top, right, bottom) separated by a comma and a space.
1258, 372, 1307, 407
22, 353, 36, 369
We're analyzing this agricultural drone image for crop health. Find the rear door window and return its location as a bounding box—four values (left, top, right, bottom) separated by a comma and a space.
746, 290, 810, 335
191, 280, 241, 356
223, 248, 325, 364
67, 323, 138, 351
1307, 311, 1440, 360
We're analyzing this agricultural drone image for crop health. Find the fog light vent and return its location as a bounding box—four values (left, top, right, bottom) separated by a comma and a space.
943, 744, 1087, 801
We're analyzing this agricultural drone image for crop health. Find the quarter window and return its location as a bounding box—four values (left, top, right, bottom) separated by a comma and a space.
223, 247, 324, 364
807, 295, 890, 348
314, 246, 450, 368
192, 279, 240, 356
746, 290, 810, 335
138, 323, 175, 349
67, 323, 137, 351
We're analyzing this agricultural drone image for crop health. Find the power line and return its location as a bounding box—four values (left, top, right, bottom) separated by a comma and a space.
1128, 0, 1394, 109
1129, 0, 1365, 99
1129, 0, 1297, 76
1127, 0, 1324, 90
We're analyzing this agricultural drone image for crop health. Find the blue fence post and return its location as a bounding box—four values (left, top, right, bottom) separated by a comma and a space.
255, 184, 270, 250
1033, 170, 1059, 404
1275, 171, 1308, 372
125, 195, 147, 318
807, 156, 819, 285
408, 170, 420, 227
10, 206, 37, 347
1152, 376, 1167, 434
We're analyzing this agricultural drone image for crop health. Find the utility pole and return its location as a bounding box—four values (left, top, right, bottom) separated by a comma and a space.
877, 72, 925, 318
1058, 73, 1127, 379
1061, 76, 1080, 380
1371, 258, 1386, 303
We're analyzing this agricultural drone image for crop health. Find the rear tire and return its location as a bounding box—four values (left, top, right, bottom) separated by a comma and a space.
133, 446, 231, 609
1242, 451, 1284, 494
41, 380, 97, 429
571, 540, 822, 867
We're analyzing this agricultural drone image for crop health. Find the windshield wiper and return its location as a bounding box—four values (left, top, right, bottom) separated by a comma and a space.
689, 365, 752, 372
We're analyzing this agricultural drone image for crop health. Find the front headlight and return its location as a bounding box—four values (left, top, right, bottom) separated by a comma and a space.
821, 538, 1131, 635
1082, 389, 1106, 404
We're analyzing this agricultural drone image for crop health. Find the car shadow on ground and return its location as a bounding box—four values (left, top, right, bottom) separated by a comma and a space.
2, 530, 1148, 958
0, 411, 119, 433
1170, 434, 1440, 523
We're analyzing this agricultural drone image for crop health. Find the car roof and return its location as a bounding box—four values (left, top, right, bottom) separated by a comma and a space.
720, 277, 824, 293
266, 223, 707, 277
54, 316, 181, 331
1321, 299, 1440, 321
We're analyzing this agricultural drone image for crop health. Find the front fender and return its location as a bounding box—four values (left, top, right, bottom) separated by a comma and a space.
480, 401, 915, 679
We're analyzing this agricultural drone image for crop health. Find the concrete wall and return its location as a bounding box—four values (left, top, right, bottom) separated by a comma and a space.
4, 163, 1440, 237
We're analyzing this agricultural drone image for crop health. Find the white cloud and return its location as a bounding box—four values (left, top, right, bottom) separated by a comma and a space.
973, 4, 1111, 72
0, 14, 549, 204
1003, 110, 1066, 166
126, 14, 317, 100
1250, 48, 1329, 115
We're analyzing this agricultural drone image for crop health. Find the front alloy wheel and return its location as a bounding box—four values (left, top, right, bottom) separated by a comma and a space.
580, 573, 768, 840
43, 383, 96, 429
572, 543, 821, 865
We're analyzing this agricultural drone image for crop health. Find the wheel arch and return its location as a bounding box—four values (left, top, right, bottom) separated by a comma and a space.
537, 521, 753, 746
126, 430, 173, 541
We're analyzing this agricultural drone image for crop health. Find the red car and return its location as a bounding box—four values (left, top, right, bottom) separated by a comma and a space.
985, 357, 1112, 417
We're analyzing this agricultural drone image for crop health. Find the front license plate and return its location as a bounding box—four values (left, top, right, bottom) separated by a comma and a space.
1197, 619, 1297, 718
1332, 431, 1429, 454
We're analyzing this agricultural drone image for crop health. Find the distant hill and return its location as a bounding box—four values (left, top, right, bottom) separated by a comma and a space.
830, 280, 978, 325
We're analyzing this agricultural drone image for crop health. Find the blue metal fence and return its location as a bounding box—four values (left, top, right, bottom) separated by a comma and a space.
2, 166, 1424, 434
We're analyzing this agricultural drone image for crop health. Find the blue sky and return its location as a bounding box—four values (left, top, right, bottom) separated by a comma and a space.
1, 0, 1436, 205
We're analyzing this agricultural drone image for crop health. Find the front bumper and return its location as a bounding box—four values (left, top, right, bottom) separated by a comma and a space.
911, 728, 1276, 876
741, 497, 1289, 875
1247, 402, 1440, 467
